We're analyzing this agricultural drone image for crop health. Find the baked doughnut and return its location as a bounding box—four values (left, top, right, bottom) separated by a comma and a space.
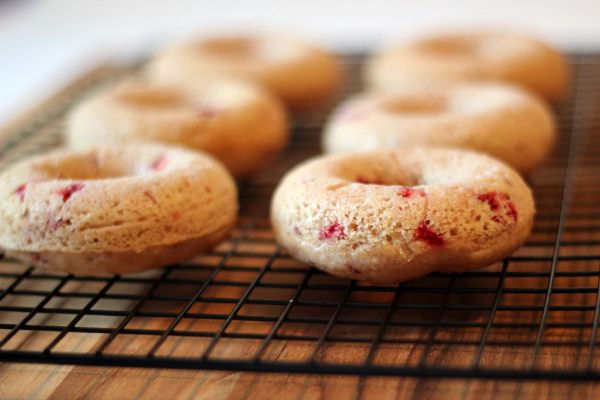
271, 148, 534, 283
67, 78, 288, 179
146, 35, 342, 110
0, 144, 238, 275
323, 82, 555, 175
365, 33, 569, 102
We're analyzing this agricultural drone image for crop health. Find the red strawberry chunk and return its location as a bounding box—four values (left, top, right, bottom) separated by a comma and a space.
478, 192, 518, 223
477, 192, 504, 211
319, 223, 347, 241
56, 183, 85, 202
15, 184, 27, 201
397, 186, 426, 198
415, 221, 444, 247
151, 156, 169, 172
506, 202, 518, 222
14, 179, 45, 201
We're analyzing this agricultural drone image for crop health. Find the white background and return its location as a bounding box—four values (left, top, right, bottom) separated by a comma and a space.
2, 0, 600, 126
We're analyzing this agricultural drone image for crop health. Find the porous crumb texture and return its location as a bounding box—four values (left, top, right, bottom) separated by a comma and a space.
271, 148, 534, 283
323, 82, 556, 175
365, 33, 570, 103
67, 78, 289, 179
0, 143, 238, 274
146, 35, 343, 110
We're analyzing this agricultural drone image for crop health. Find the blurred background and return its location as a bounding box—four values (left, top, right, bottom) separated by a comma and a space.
2, 0, 600, 127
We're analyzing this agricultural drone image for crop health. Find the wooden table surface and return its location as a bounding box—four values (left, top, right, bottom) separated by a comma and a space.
1, 60, 600, 399
3, 362, 600, 399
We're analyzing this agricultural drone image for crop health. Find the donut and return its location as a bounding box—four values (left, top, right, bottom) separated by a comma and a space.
271, 148, 534, 283
0, 144, 238, 275
322, 82, 555, 175
67, 78, 289, 179
146, 35, 342, 110
365, 33, 569, 102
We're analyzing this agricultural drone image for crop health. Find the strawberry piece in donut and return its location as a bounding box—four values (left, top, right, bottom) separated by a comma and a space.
271, 148, 534, 283
0, 143, 238, 275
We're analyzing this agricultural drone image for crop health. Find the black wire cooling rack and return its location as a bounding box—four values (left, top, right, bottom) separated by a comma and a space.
1, 55, 600, 381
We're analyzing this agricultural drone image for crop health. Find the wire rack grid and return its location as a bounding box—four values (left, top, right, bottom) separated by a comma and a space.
0, 54, 600, 380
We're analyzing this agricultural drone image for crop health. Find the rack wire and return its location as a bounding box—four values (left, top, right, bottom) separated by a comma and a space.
0, 54, 600, 380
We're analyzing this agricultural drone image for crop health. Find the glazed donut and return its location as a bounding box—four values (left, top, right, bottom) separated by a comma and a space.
67, 78, 288, 179
0, 144, 238, 275
365, 33, 569, 102
323, 82, 555, 175
271, 148, 534, 283
146, 35, 342, 110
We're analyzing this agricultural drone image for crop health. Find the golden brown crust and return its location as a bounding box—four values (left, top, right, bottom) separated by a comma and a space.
365, 33, 569, 102
323, 82, 556, 175
271, 148, 534, 283
0, 144, 238, 275
5, 225, 233, 276
146, 35, 343, 110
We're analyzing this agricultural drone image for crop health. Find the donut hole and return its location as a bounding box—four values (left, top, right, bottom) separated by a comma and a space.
36, 153, 153, 180
115, 85, 186, 109
353, 172, 419, 187
113, 83, 222, 116
199, 37, 303, 63
379, 94, 447, 114
332, 152, 478, 189
334, 164, 419, 187
201, 37, 257, 59
330, 150, 495, 189
418, 36, 481, 57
